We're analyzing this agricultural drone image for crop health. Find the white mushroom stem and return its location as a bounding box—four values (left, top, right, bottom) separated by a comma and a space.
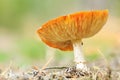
73, 40, 88, 71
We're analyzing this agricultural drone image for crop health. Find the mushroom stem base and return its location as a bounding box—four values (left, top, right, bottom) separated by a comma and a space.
73, 41, 88, 71
76, 62, 88, 71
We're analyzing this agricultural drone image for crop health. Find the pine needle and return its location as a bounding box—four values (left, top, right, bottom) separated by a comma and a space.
97, 49, 109, 66
97, 49, 111, 78
41, 55, 54, 70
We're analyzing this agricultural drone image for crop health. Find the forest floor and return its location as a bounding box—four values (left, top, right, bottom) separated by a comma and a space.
0, 52, 120, 80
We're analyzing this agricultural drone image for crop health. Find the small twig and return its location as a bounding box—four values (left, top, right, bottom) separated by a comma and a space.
32, 66, 39, 70
44, 66, 68, 70
32, 55, 54, 77
41, 56, 54, 70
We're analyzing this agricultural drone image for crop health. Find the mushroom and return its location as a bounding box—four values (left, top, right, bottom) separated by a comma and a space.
37, 10, 108, 71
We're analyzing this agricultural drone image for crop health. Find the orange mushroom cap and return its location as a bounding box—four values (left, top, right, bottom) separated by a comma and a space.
37, 10, 108, 51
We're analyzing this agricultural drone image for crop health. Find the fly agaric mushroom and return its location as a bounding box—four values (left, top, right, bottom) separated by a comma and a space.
37, 10, 108, 71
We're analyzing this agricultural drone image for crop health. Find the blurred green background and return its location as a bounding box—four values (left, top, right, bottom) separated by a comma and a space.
0, 0, 120, 67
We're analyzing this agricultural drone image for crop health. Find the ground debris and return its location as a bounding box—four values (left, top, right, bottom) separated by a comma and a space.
0, 66, 119, 80
0, 54, 120, 80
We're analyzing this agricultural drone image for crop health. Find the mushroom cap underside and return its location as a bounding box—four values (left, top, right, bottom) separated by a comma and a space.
37, 10, 108, 51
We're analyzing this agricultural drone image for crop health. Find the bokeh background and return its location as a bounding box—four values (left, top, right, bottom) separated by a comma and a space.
0, 0, 120, 68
